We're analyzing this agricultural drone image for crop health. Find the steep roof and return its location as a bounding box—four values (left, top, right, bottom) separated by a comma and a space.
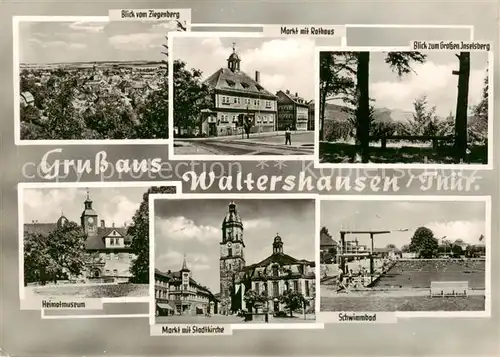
24, 223, 132, 250
204, 68, 276, 98
277, 90, 309, 106
154, 268, 215, 297
85, 227, 131, 250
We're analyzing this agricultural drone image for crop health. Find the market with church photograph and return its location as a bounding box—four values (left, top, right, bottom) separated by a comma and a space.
153, 197, 317, 324
21, 185, 176, 304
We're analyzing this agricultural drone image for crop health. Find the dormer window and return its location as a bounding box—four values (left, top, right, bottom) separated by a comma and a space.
226, 79, 236, 87
241, 82, 249, 89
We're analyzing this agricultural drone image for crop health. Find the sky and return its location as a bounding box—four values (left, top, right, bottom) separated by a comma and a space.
19, 22, 488, 117
23, 186, 155, 228
19, 21, 181, 64
154, 198, 315, 293
320, 200, 486, 249
172, 36, 341, 102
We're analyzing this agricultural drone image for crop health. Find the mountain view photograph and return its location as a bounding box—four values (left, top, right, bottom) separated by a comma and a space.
317, 50, 490, 164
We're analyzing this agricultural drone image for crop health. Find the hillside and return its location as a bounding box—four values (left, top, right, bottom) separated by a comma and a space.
322, 102, 479, 127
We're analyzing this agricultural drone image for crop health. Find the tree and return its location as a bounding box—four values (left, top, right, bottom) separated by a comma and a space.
134, 84, 169, 139
386, 244, 397, 250
318, 52, 357, 141
278, 289, 307, 317
46, 221, 89, 280
405, 95, 441, 136
320, 226, 330, 236
82, 93, 137, 139
356, 51, 427, 162
128, 186, 177, 284
243, 289, 269, 313
172, 60, 213, 134
42, 75, 86, 140
451, 244, 464, 258
400, 244, 410, 253
470, 69, 488, 144
24, 221, 89, 285
408, 226, 438, 258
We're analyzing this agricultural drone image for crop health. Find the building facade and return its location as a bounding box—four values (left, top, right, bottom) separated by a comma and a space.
201, 44, 277, 137
307, 100, 315, 131
154, 259, 218, 317
219, 202, 316, 315
276, 90, 309, 131
24, 190, 135, 283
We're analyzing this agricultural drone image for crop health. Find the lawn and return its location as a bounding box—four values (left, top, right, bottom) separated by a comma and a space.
373, 260, 485, 289
320, 295, 485, 311
28, 283, 148, 298
319, 141, 487, 164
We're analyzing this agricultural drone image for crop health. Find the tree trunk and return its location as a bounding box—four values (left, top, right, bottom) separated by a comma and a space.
319, 85, 327, 141
454, 52, 470, 163
357, 52, 370, 163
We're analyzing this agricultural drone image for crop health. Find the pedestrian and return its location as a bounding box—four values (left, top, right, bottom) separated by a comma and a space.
285, 127, 291, 145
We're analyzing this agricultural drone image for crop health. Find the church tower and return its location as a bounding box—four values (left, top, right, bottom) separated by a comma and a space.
80, 189, 98, 236
227, 42, 241, 72
219, 201, 245, 308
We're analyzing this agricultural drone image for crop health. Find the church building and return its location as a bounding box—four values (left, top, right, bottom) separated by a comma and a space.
154, 258, 218, 317
24, 190, 135, 283
200, 43, 278, 137
219, 201, 316, 315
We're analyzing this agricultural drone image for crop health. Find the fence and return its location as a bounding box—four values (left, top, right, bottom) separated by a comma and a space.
430, 281, 469, 297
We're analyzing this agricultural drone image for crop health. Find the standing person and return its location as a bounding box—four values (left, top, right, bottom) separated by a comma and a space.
285, 127, 292, 145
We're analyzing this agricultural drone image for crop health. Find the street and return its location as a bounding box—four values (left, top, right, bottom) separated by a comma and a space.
174, 131, 315, 156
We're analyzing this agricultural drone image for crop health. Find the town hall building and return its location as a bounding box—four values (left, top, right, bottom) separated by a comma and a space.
24, 190, 135, 283
200, 43, 278, 137
219, 201, 316, 315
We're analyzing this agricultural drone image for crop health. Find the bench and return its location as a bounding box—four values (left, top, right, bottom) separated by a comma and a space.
369, 135, 454, 150
430, 281, 469, 297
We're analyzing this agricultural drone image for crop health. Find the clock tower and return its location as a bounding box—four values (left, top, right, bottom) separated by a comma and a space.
80, 189, 98, 236
220, 201, 245, 310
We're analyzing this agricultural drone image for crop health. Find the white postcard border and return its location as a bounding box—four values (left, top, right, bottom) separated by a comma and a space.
167, 31, 317, 162
313, 43, 493, 170
18, 180, 183, 319
149, 193, 323, 331
317, 194, 491, 320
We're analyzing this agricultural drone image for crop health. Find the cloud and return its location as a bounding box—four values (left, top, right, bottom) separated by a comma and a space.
108, 33, 165, 51
68, 22, 105, 33
156, 216, 219, 243
371, 61, 486, 117
26, 38, 87, 50
101, 194, 139, 228
23, 189, 79, 222
425, 220, 486, 244
156, 250, 211, 272
243, 218, 272, 230
176, 37, 319, 101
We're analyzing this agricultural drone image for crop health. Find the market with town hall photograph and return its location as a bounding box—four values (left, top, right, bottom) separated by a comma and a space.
15, 18, 187, 143
19, 184, 176, 308
152, 196, 317, 325
169, 32, 343, 157
319, 197, 489, 316
316, 47, 492, 165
